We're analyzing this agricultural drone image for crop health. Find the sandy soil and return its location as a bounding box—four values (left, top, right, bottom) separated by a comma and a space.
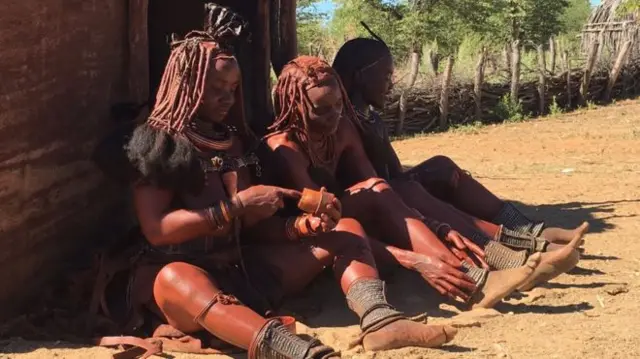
2, 99, 639, 359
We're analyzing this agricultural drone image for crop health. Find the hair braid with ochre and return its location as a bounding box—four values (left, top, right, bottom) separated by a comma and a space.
146, 31, 233, 134
126, 5, 250, 193
268, 56, 359, 169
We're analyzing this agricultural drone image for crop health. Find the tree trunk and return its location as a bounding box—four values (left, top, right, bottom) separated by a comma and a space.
408, 46, 421, 87
397, 44, 421, 135
510, 40, 521, 107
503, 42, 512, 74
429, 50, 440, 76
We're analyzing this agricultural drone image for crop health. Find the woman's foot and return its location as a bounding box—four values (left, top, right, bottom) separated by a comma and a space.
542, 222, 589, 245
470, 253, 541, 309
362, 319, 457, 351
517, 230, 582, 291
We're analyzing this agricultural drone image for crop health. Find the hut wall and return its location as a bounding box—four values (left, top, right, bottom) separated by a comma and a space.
0, 1, 135, 318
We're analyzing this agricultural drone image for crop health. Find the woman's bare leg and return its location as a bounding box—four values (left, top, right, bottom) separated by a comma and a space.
253, 218, 457, 351
407, 156, 590, 243
152, 262, 339, 358
405, 156, 503, 220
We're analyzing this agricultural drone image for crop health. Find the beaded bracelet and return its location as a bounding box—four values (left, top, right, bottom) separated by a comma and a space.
285, 215, 319, 241
205, 200, 235, 231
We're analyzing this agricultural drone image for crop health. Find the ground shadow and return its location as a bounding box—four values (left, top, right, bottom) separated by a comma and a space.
440, 344, 477, 353
495, 301, 593, 315
543, 281, 627, 290
568, 266, 607, 276
290, 269, 454, 329
581, 254, 621, 261
508, 199, 640, 235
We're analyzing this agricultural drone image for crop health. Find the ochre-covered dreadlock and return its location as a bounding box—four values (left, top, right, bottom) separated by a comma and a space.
125, 4, 251, 193
268, 56, 360, 169
147, 31, 236, 134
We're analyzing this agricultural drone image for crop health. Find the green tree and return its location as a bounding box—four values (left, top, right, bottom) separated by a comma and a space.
562, 0, 592, 36
331, 0, 500, 85
297, 0, 332, 57
488, 0, 570, 45
618, 0, 640, 15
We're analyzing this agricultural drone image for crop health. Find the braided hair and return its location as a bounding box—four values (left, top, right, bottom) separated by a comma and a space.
267, 56, 360, 169
126, 4, 249, 193
332, 22, 392, 97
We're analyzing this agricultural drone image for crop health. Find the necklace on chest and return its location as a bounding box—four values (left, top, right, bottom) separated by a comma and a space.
185, 119, 236, 151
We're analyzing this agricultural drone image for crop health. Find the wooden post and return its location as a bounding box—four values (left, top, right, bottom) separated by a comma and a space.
396, 92, 407, 136
270, 0, 298, 76
596, 29, 605, 65
474, 48, 486, 121
537, 44, 547, 115
549, 37, 557, 74
510, 40, 521, 107
129, 0, 150, 104
439, 56, 454, 130
604, 40, 632, 102
564, 51, 572, 108
580, 41, 600, 106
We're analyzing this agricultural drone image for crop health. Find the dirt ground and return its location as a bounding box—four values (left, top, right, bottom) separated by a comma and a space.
2, 99, 639, 359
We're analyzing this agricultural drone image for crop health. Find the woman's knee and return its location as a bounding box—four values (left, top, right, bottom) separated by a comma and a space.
154, 262, 221, 308
425, 155, 459, 170
153, 262, 224, 331
328, 218, 372, 255
412, 156, 465, 194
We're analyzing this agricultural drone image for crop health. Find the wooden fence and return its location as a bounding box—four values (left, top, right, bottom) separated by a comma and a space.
383, 40, 640, 136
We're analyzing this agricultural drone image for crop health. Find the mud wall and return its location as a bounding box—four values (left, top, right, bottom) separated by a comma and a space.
0, 1, 134, 318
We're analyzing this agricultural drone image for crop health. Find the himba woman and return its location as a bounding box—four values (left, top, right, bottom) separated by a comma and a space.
331, 27, 587, 291
264, 55, 549, 312
95, 5, 460, 358
331, 26, 590, 246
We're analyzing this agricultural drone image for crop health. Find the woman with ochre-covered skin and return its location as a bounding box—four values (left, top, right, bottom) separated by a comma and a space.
99, 7, 459, 357
331, 35, 586, 292
264, 56, 550, 311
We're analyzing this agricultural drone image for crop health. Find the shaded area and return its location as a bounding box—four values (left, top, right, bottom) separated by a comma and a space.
503, 199, 640, 235
496, 301, 594, 315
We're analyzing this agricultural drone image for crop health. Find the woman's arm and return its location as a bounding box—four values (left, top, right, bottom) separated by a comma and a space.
339, 119, 384, 183
384, 137, 404, 179
266, 134, 323, 191
133, 184, 235, 246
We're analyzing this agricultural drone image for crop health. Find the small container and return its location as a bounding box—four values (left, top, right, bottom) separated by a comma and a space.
298, 188, 324, 214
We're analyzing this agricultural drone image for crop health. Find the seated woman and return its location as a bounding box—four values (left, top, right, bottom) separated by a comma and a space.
331, 36, 586, 291
95, 7, 458, 357
264, 56, 546, 308
331, 33, 589, 247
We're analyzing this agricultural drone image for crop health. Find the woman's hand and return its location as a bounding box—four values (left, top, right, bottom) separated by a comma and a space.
411, 253, 477, 301
441, 228, 489, 269
234, 185, 301, 220
305, 212, 338, 234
